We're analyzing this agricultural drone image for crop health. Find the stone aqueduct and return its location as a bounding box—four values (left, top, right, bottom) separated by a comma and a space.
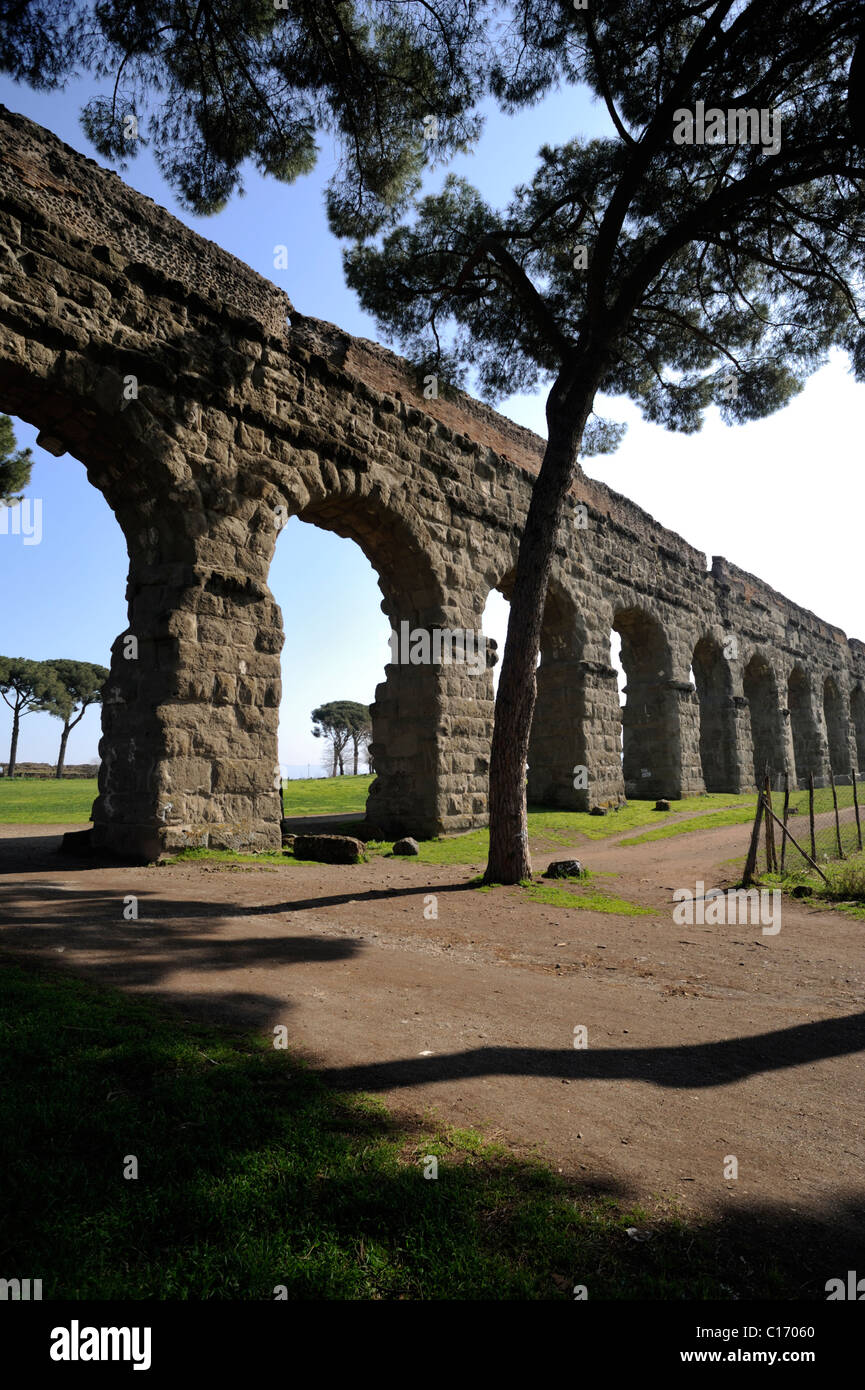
1, 107, 864, 860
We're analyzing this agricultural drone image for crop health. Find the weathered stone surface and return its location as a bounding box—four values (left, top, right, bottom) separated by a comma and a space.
544, 859, 585, 879
1, 105, 864, 862
654, 799, 672, 812
392, 837, 420, 855
292, 834, 366, 864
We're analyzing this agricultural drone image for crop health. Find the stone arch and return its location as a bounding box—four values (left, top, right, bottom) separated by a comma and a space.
0, 359, 232, 858
823, 675, 850, 778
743, 653, 785, 786
483, 572, 598, 810
612, 606, 679, 800
271, 476, 473, 838
788, 666, 817, 786
692, 635, 735, 791
851, 687, 865, 774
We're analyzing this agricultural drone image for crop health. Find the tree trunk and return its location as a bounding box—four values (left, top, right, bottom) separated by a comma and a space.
56, 722, 71, 778
8, 703, 20, 777
352, 735, 359, 775
331, 742, 338, 777
484, 387, 595, 884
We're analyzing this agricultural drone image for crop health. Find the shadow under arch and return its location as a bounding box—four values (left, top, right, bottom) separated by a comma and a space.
611, 605, 679, 801
851, 685, 865, 774
743, 651, 785, 787
823, 674, 850, 778
692, 634, 736, 791
483, 569, 599, 810
788, 665, 817, 788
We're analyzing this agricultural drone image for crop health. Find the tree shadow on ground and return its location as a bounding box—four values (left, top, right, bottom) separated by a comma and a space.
1, 950, 862, 1301
1, 879, 864, 1091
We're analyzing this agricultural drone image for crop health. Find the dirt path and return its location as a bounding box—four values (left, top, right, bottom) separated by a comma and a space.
1, 817, 863, 1253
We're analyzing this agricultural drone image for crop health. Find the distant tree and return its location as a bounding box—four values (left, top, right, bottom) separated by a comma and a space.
311, 700, 371, 776
42, 659, 109, 778
345, 703, 372, 774
312, 703, 351, 776
0, 414, 32, 505
0, 657, 63, 776
357, 725, 375, 774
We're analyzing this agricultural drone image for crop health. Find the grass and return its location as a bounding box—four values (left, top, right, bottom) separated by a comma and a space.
617, 797, 757, 846
0, 778, 759, 869
476, 870, 655, 917
0, 776, 98, 823
334, 793, 759, 867
282, 775, 373, 817
0, 951, 800, 1299
162, 846, 371, 869
521, 879, 656, 916
0, 775, 374, 825
757, 850, 865, 921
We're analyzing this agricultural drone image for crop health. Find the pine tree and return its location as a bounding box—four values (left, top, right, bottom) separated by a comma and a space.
345, 0, 865, 881
42, 659, 109, 777
0, 658, 63, 776
0, 414, 32, 504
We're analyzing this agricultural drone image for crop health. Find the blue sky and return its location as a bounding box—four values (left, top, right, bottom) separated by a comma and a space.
1, 62, 863, 775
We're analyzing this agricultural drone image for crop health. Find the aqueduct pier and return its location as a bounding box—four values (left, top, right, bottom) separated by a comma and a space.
1, 106, 863, 859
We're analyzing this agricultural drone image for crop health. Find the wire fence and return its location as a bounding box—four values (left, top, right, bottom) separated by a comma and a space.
743, 770, 865, 883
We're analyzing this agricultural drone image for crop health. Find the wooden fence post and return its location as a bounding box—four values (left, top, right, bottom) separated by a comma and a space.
761, 799, 830, 884
831, 772, 843, 859
809, 773, 816, 862
764, 771, 777, 873
743, 792, 765, 887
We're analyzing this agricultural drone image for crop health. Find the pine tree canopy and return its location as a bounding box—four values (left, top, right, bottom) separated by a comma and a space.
344, 0, 865, 440
0, 0, 488, 228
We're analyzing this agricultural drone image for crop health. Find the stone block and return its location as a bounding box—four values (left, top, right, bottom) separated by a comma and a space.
292, 834, 366, 864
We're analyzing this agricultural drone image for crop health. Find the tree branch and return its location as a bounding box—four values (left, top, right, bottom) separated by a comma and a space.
452, 234, 573, 357
582, 12, 636, 146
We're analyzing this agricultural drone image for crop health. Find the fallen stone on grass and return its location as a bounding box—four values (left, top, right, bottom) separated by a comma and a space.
654, 799, 671, 811
291, 834, 366, 864
544, 859, 585, 879
392, 836, 420, 856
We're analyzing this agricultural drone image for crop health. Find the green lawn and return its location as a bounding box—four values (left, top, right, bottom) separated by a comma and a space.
0, 775, 372, 825
521, 878, 656, 916
0, 951, 798, 1299
282, 774, 374, 816
374, 794, 758, 865
0, 777, 98, 823
0, 778, 761, 868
